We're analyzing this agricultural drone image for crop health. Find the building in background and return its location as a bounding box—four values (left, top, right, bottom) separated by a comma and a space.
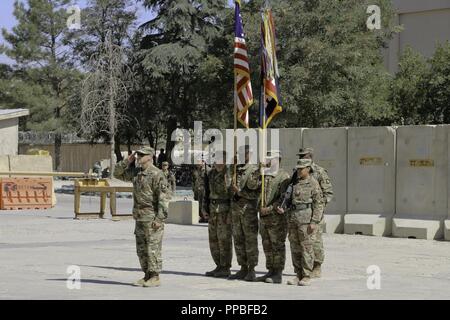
384, 0, 450, 73
0, 109, 29, 156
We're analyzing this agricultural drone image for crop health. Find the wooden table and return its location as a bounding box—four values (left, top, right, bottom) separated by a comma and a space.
74, 179, 133, 221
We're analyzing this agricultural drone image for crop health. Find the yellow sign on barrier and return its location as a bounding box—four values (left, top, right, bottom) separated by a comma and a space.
409, 159, 434, 167
360, 157, 383, 166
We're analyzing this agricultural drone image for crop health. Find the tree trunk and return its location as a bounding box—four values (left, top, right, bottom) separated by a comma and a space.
115, 134, 123, 162
54, 133, 62, 171
126, 136, 131, 154
165, 118, 178, 164
109, 88, 116, 175
147, 130, 155, 148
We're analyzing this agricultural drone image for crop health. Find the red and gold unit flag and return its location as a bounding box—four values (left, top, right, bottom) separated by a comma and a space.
259, 6, 282, 129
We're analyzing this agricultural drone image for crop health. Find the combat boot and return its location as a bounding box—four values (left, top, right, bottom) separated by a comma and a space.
255, 269, 273, 282
287, 276, 300, 285
143, 273, 161, 287
311, 263, 322, 278
133, 277, 146, 287
244, 266, 256, 282
213, 267, 231, 278
228, 266, 248, 280
265, 269, 282, 284
205, 266, 220, 277
133, 272, 150, 287
298, 277, 311, 286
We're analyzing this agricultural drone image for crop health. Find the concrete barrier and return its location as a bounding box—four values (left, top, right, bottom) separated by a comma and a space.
167, 200, 199, 225
9, 155, 53, 172
345, 127, 396, 236
445, 220, 450, 241
278, 128, 303, 171
393, 125, 448, 240
446, 127, 450, 241
0, 156, 9, 177
302, 127, 347, 233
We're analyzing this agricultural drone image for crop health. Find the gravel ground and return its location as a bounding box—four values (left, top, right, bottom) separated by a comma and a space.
0, 193, 449, 300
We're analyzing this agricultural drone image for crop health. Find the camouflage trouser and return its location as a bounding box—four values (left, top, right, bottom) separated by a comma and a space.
194, 189, 205, 216
134, 221, 164, 274
208, 204, 233, 268
288, 213, 314, 278
312, 219, 325, 265
231, 198, 259, 268
260, 213, 288, 271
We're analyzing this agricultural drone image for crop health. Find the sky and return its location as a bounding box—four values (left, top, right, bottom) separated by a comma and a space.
0, 0, 149, 65
0, 0, 237, 65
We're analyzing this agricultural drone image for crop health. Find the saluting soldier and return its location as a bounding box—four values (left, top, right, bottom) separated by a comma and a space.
114, 147, 170, 287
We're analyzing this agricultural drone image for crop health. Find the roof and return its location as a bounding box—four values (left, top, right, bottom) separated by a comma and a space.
0, 109, 30, 121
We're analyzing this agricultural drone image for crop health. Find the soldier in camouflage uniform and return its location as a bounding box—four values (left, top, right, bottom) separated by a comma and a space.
256, 150, 291, 284
161, 161, 176, 193
297, 148, 333, 278
229, 145, 261, 281
203, 151, 233, 278
114, 147, 170, 287
277, 158, 324, 286
192, 160, 207, 222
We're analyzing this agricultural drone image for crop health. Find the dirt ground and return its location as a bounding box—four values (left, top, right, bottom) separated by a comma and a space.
0, 193, 449, 300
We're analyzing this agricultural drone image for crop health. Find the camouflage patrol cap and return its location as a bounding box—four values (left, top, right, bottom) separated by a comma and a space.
297, 147, 314, 156
295, 158, 312, 169
136, 146, 155, 156
162, 161, 169, 166
266, 149, 282, 158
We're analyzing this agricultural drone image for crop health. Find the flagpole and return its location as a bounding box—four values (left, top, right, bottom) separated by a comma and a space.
260, 8, 266, 211
233, 86, 237, 186
233, 0, 239, 187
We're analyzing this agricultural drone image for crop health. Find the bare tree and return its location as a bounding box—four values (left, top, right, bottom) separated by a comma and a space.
80, 32, 132, 174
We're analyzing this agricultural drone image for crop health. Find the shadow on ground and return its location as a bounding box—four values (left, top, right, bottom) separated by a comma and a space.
47, 278, 134, 287
79, 265, 296, 277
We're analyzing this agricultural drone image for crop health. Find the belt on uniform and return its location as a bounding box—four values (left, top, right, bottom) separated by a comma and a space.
210, 199, 230, 205
291, 203, 312, 210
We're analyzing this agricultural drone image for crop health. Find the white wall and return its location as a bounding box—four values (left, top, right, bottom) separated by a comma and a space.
0, 118, 19, 156
384, 0, 450, 73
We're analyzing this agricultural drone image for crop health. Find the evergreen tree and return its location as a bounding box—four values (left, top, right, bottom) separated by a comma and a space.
1, 0, 78, 170
136, 0, 230, 159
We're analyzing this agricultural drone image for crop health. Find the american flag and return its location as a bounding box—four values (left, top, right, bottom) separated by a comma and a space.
234, 0, 253, 128
259, 7, 282, 129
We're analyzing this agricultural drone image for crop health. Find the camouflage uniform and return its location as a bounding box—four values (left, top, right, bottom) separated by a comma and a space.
287, 162, 324, 281
310, 162, 333, 268
204, 165, 233, 276
231, 163, 261, 273
259, 168, 290, 275
114, 153, 169, 278
192, 165, 206, 216
162, 165, 176, 194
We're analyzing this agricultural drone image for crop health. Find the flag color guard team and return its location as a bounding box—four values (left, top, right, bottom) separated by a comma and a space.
113, 1, 334, 288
